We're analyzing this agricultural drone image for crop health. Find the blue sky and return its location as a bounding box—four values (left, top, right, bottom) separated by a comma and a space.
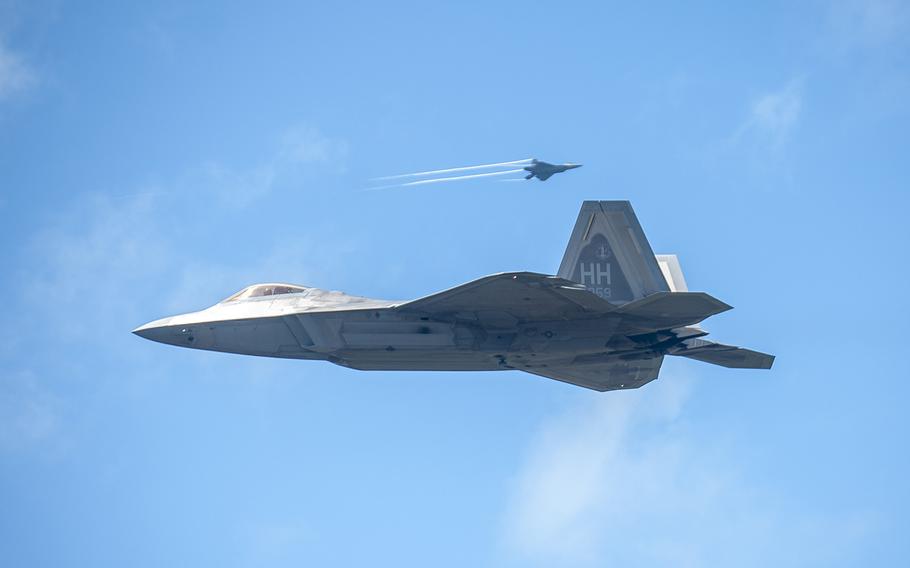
1, 1, 908, 566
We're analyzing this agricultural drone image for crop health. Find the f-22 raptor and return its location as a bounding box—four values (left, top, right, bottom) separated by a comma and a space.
133, 201, 773, 391
523, 159, 582, 181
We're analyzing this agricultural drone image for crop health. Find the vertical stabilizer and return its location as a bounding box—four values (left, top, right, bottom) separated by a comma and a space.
558, 201, 669, 303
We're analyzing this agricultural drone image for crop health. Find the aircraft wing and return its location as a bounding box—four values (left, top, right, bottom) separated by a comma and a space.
671, 338, 775, 369
395, 271, 616, 321
524, 356, 664, 391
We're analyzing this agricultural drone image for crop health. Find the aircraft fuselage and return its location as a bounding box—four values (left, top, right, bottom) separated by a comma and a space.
133, 286, 680, 373
134, 201, 773, 391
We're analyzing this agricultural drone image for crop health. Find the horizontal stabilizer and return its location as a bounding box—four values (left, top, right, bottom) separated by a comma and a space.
524, 356, 664, 392
672, 338, 774, 369
617, 291, 732, 330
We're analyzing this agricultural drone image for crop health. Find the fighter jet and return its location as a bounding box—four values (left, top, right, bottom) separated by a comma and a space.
523, 159, 582, 181
133, 201, 773, 392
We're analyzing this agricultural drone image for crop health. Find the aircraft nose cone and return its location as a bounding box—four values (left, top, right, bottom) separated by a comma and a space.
132, 317, 173, 342
133, 316, 215, 349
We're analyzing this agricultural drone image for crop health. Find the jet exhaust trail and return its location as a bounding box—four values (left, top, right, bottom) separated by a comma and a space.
364, 168, 526, 191
373, 158, 533, 181
403, 168, 526, 186
364, 156, 582, 191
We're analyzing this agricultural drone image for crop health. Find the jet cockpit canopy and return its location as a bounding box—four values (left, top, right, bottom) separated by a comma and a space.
221, 283, 309, 303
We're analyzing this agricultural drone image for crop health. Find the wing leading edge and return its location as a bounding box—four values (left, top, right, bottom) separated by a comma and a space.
395, 271, 617, 320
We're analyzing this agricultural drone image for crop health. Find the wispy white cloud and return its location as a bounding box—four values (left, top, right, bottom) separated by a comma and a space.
192, 126, 349, 207
237, 517, 315, 565
733, 79, 804, 150
0, 40, 35, 100
14, 124, 349, 335
824, 0, 910, 51
277, 125, 350, 170
501, 373, 875, 567
0, 370, 63, 453
817, 0, 910, 120
19, 125, 350, 332
22, 192, 172, 339
4, 124, 351, 449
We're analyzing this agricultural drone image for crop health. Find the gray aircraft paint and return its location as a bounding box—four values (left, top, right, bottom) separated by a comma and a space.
523, 159, 583, 181
568, 234, 634, 301
133, 201, 773, 392
558, 201, 669, 302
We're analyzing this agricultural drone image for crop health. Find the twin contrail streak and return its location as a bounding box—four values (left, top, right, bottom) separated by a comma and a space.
364, 168, 526, 191
402, 168, 526, 186
373, 158, 532, 181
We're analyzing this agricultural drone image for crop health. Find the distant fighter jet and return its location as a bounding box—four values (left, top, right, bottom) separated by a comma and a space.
133, 201, 773, 392
523, 159, 582, 181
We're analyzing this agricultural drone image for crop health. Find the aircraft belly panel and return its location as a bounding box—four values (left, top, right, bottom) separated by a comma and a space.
341, 333, 455, 347
333, 349, 502, 371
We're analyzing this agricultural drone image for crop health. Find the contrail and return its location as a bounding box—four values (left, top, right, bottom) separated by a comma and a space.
364, 168, 526, 191
373, 158, 533, 181
403, 168, 526, 186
